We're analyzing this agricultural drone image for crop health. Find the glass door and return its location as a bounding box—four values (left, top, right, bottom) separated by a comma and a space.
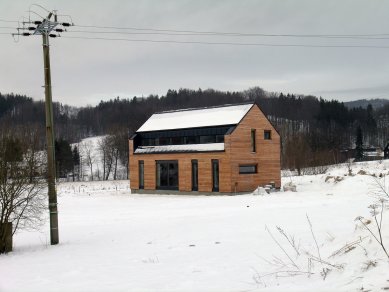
156, 161, 179, 190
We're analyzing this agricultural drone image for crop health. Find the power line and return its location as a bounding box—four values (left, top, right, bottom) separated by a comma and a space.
66, 29, 389, 40
73, 23, 389, 38
3, 18, 389, 38
62, 35, 389, 49
0, 19, 19, 23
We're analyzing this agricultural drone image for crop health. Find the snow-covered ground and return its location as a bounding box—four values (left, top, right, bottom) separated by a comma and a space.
1, 161, 389, 292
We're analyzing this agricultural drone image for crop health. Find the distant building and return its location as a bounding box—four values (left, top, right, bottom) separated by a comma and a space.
129, 103, 281, 194
363, 146, 383, 160
385, 142, 389, 159
340, 145, 383, 162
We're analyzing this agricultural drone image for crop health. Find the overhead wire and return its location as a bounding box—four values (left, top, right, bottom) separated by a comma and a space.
2, 19, 389, 37
0, 19, 19, 23
66, 29, 389, 40
61, 35, 389, 49
72, 24, 389, 38
2, 18, 389, 48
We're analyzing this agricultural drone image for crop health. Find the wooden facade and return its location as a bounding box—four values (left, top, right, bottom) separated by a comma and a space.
129, 104, 280, 194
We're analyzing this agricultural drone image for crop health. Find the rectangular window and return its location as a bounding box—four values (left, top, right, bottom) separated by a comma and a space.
191, 160, 198, 191
200, 135, 216, 144
158, 137, 170, 145
142, 139, 155, 146
239, 164, 257, 174
171, 137, 183, 145
251, 129, 256, 152
138, 161, 144, 189
156, 160, 179, 190
264, 130, 272, 140
216, 135, 224, 143
212, 159, 219, 192
185, 136, 199, 144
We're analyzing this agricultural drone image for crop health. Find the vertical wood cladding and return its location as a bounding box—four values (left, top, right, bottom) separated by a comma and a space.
229, 105, 281, 192
129, 104, 280, 193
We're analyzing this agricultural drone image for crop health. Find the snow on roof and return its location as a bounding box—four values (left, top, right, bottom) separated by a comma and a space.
134, 143, 224, 154
137, 103, 253, 132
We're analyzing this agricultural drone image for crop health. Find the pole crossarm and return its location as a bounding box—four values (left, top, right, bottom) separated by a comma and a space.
33, 19, 58, 35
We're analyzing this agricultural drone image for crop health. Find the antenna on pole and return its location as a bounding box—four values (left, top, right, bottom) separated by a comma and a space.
12, 6, 74, 245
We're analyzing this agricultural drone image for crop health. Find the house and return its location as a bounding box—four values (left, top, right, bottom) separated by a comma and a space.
363, 146, 383, 160
340, 145, 384, 162
129, 103, 280, 194
385, 142, 389, 159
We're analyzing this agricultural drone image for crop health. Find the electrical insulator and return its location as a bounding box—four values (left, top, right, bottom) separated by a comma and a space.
28, 27, 36, 31
62, 22, 71, 27
22, 32, 30, 36
55, 28, 64, 32
49, 34, 57, 38
34, 21, 42, 25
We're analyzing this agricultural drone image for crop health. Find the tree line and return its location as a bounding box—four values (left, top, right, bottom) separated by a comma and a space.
0, 88, 388, 176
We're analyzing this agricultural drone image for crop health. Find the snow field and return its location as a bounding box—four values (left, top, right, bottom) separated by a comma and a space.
1, 160, 389, 291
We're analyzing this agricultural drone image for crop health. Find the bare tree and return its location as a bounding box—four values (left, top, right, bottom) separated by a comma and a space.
98, 135, 123, 180
98, 136, 114, 180
0, 135, 45, 253
81, 140, 96, 181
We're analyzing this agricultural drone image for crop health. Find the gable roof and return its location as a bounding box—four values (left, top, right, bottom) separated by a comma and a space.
136, 103, 254, 132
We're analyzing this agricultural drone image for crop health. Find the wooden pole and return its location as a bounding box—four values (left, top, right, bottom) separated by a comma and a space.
42, 32, 59, 245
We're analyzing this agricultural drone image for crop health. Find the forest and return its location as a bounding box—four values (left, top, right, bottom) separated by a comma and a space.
0, 87, 388, 177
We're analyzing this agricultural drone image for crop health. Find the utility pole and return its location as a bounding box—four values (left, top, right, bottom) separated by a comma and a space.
42, 21, 59, 245
13, 8, 73, 245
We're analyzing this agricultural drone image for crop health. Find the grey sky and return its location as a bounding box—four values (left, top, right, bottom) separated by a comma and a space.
1, 0, 389, 106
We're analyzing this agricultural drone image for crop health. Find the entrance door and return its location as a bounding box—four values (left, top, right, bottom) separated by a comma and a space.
156, 161, 179, 190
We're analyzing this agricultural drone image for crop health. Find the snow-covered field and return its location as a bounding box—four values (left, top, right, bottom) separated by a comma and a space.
1, 161, 389, 292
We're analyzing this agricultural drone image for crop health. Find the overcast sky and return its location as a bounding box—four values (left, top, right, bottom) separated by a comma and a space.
1, 0, 389, 106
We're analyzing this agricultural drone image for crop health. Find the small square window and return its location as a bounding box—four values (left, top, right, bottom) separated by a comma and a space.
264, 130, 272, 140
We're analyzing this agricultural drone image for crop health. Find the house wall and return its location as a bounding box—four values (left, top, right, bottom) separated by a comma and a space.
228, 105, 281, 192
129, 141, 231, 192
129, 104, 281, 193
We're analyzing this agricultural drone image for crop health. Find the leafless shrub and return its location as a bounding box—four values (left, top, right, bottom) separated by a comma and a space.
329, 236, 367, 258
361, 260, 377, 272
355, 198, 389, 260
276, 226, 300, 256
301, 165, 329, 175
259, 216, 342, 283
0, 135, 46, 253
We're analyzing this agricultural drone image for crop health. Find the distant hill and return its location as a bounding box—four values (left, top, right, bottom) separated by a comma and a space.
344, 98, 389, 109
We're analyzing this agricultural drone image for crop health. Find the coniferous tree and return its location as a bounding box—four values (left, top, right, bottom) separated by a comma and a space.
55, 139, 73, 179
355, 126, 364, 161
72, 146, 80, 181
